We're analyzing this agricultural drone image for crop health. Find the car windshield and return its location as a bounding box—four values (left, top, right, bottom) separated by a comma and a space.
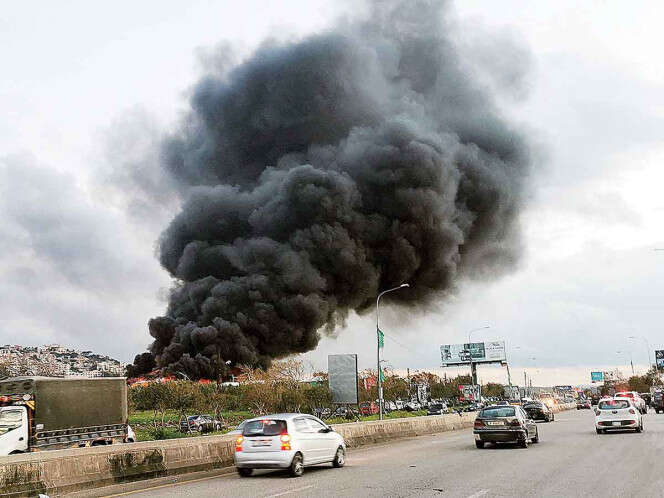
480, 407, 515, 418
524, 402, 542, 408
243, 419, 287, 437
598, 400, 630, 410
429, 404, 443, 410
0, 409, 22, 435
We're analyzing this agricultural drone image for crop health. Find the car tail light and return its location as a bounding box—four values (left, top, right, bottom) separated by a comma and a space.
280, 433, 291, 450
629, 408, 635, 414
594, 409, 600, 416
474, 419, 484, 429
510, 419, 522, 427
235, 436, 243, 452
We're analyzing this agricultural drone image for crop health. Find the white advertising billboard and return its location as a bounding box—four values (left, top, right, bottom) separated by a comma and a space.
440, 341, 506, 366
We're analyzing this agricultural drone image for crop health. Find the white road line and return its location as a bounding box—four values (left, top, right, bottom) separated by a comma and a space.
466, 489, 490, 498
264, 485, 315, 498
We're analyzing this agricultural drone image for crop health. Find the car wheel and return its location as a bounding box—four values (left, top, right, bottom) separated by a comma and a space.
332, 446, 345, 467
215, 424, 221, 431
596, 428, 602, 434
289, 453, 304, 477
237, 468, 253, 477
475, 440, 485, 449
531, 430, 539, 443
519, 436, 528, 448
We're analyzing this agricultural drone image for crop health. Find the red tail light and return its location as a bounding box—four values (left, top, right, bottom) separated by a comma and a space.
629, 408, 635, 414
474, 419, 484, 429
235, 436, 243, 452
594, 409, 600, 416
280, 433, 291, 451
509, 419, 521, 427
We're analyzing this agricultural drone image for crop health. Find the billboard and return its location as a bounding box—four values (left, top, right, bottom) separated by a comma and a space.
328, 354, 358, 404
440, 341, 506, 366
656, 350, 664, 370
458, 384, 481, 402
591, 371, 604, 382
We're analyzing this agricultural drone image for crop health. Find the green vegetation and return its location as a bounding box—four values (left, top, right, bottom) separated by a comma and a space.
127, 359, 482, 442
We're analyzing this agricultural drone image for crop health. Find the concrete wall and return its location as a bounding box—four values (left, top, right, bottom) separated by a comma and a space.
0, 407, 572, 497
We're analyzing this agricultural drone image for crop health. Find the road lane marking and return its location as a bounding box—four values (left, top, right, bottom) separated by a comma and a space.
101, 472, 235, 497
264, 485, 314, 497
466, 490, 490, 498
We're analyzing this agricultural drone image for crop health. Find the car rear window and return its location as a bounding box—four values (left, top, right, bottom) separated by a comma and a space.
598, 400, 630, 410
480, 407, 515, 418
615, 392, 634, 398
243, 419, 287, 436
429, 404, 442, 410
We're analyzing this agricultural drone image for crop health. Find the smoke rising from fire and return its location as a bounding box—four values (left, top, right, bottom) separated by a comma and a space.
131, 0, 531, 378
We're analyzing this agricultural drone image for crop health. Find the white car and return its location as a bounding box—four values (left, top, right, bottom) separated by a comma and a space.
234, 413, 346, 477
614, 391, 647, 414
595, 397, 643, 434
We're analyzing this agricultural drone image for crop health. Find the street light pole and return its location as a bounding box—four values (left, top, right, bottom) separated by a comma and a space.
628, 336, 652, 371
376, 283, 409, 421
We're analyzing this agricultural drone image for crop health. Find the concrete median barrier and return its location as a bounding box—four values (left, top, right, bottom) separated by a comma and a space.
0, 407, 575, 496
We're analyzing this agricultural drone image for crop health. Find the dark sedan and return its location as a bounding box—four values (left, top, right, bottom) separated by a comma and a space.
576, 399, 591, 410
180, 414, 223, 434
473, 405, 539, 448
522, 401, 554, 422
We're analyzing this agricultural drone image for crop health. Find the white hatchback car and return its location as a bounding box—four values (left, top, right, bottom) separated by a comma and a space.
234, 413, 346, 477
595, 397, 643, 434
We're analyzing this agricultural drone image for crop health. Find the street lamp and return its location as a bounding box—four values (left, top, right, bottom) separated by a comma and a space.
628, 336, 652, 371
376, 283, 409, 420
466, 326, 490, 400
616, 350, 634, 376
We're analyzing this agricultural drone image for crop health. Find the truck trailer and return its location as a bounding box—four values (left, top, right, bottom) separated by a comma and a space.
0, 376, 129, 455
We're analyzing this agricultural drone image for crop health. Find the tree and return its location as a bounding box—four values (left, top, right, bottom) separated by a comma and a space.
482, 382, 505, 398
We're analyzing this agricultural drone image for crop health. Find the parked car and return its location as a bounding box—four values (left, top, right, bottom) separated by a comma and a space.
652, 390, 664, 414
312, 407, 332, 419
473, 405, 539, 448
384, 401, 397, 412
234, 414, 346, 477
394, 400, 405, 410
180, 414, 223, 433
523, 401, 554, 422
359, 401, 379, 416
615, 391, 647, 414
426, 403, 449, 416
332, 406, 359, 420
576, 399, 591, 410
226, 420, 247, 436
405, 401, 421, 412
595, 397, 643, 434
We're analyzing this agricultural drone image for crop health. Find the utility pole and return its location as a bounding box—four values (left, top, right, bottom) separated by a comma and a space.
376, 283, 409, 421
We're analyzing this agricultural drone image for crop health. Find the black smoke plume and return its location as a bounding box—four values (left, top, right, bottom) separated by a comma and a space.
132, 0, 530, 379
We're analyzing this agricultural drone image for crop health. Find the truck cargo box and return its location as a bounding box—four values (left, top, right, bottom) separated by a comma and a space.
0, 377, 127, 431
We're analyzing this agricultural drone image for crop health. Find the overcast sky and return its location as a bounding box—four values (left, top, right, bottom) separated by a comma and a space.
1, 1, 663, 385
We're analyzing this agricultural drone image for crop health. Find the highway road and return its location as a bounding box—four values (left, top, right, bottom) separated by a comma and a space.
86, 409, 664, 498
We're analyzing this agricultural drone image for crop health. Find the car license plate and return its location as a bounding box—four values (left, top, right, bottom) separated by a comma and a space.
252, 439, 271, 447
612, 421, 621, 426
487, 421, 503, 426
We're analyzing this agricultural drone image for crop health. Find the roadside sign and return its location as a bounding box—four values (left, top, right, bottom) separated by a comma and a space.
440, 341, 506, 366
591, 371, 604, 382
656, 350, 664, 370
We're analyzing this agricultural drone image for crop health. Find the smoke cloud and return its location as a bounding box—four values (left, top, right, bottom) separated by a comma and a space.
133, 0, 531, 378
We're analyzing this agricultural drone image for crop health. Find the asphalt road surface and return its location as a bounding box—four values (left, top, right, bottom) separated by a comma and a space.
90, 409, 664, 498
